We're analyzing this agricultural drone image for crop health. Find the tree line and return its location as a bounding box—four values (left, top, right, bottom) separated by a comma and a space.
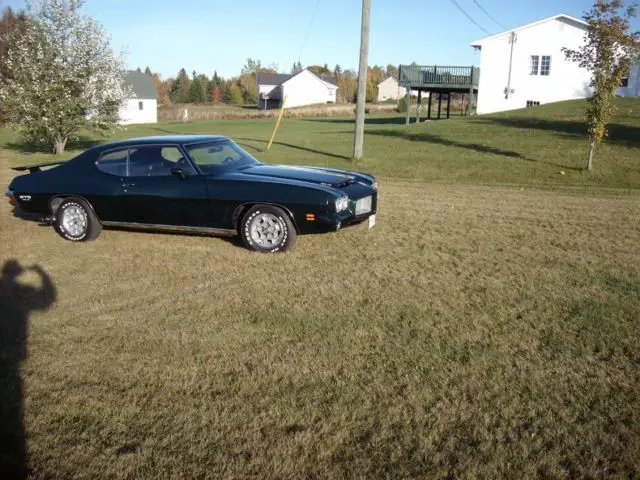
143, 60, 403, 106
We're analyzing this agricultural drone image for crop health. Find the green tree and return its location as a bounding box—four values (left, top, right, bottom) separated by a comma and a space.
366, 80, 376, 103
227, 83, 244, 105
0, 7, 27, 124
170, 68, 190, 103
0, 0, 129, 154
187, 73, 207, 103
564, 0, 639, 170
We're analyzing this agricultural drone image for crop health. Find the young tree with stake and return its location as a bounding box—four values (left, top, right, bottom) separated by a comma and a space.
564, 0, 639, 171
0, 0, 130, 154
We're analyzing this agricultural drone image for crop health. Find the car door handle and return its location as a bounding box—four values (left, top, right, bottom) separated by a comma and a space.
122, 182, 136, 188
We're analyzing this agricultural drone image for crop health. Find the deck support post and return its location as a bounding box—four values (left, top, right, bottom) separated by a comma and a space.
437, 93, 442, 119
468, 85, 474, 116
427, 91, 432, 120
416, 90, 422, 123
446, 93, 451, 119
404, 89, 411, 125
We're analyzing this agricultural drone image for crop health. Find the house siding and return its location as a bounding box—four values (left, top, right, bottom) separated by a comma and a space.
617, 61, 640, 97
474, 17, 592, 114
281, 70, 337, 108
119, 99, 158, 125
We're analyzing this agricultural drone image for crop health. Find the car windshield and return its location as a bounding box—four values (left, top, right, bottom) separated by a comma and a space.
186, 140, 258, 174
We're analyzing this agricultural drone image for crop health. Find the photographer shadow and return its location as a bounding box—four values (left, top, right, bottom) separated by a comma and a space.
0, 260, 57, 478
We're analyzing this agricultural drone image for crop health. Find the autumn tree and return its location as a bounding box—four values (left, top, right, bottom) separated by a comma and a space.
564, 0, 639, 170
0, 0, 129, 154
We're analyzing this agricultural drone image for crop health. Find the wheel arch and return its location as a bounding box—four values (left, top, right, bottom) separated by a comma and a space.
49, 195, 100, 221
233, 202, 299, 234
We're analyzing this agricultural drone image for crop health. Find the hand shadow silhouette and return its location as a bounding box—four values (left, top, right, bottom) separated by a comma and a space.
0, 261, 57, 479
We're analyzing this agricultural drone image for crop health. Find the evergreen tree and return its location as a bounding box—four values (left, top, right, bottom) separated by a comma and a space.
170, 68, 190, 103
144, 66, 152, 76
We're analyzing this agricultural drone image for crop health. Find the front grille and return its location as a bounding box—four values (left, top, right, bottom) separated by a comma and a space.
355, 196, 372, 215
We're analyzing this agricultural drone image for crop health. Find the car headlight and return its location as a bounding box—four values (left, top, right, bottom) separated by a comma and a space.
371, 180, 378, 190
334, 195, 349, 212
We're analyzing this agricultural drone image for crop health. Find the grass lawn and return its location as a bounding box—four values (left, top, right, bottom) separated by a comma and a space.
0, 99, 639, 478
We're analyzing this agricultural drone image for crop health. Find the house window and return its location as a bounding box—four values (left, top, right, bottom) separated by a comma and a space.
530, 56, 540, 75
621, 77, 629, 87
540, 56, 551, 76
138, 101, 144, 111
526, 101, 541, 108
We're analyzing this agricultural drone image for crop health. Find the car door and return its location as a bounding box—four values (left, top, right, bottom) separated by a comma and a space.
117, 145, 212, 227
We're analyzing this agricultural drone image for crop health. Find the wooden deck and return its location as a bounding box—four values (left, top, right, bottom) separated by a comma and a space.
398, 65, 480, 122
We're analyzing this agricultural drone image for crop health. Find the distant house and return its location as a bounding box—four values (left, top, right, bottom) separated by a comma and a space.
470, 14, 593, 114
617, 60, 640, 97
120, 71, 158, 124
377, 76, 421, 102
377, 77, 405, 101
257, 69, 338, 109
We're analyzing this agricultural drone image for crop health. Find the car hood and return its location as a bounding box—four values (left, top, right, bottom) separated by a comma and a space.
237, 164, 356, 188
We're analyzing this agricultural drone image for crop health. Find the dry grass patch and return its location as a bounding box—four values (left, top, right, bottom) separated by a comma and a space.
1, 148, 639, 477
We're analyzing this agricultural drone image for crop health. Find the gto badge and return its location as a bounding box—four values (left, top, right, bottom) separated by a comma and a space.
19, 195, 32, 201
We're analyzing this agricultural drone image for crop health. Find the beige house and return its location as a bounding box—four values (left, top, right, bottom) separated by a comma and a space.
377, 76, 422, 102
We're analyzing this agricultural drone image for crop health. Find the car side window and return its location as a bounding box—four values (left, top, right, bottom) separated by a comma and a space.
127, 146, 195, 177
97, 149, 128, 176
188, 143, 243, 167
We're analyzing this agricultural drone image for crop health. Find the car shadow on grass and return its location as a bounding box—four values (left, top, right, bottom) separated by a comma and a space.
365, 129, 584, 172
234, 137, 350, 160
0, 261, 57, 479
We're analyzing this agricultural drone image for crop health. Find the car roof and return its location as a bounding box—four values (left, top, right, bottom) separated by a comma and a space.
91, 135, 230, 152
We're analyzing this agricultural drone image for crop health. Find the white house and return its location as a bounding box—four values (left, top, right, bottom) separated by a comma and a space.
470, 14, 593, 114
376, 76, 423, 102
119, 71, 158, 124
377, 77, 406, 101
617, 60, 640, 97
257, 69, 338, 109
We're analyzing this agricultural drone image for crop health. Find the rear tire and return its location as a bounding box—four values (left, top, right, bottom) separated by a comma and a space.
240, 205, 296, 253
53, 198, 102, 242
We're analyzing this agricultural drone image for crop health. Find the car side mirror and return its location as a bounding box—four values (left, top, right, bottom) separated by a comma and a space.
170, 167, 187, 179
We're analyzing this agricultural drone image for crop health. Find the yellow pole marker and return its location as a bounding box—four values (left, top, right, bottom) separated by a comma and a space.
267, 96, 287, 151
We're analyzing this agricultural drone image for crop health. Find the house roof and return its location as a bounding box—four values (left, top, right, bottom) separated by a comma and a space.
124, 71, 157, 99
470, 13, 588, 47
257, 70, 339, 87
257, 73, 292, 86
377, 76, 398, 86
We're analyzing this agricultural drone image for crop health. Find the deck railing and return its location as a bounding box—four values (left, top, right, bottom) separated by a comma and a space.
399, 65, 479, 87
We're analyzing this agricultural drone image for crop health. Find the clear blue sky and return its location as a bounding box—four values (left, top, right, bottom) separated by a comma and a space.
2, 0, 638, 79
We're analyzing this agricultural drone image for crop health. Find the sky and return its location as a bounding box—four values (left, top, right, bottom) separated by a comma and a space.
2, 0, 639, 79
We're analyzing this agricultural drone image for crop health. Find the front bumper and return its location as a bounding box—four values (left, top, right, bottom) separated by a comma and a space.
300, 192, 377, 234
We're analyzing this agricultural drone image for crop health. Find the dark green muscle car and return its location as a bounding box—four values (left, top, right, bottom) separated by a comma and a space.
6, 135, 377, 252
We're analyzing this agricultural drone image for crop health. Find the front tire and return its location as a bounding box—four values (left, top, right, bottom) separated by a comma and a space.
53, 198, 102, 242
240, 205, 296, 253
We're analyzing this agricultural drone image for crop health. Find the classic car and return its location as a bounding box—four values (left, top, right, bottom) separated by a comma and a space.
6, 135, 377, 252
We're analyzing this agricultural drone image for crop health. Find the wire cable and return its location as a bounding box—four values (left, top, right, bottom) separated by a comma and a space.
449, 0, 492, 35
472, 0, 506, 30
297, 0, 321, 64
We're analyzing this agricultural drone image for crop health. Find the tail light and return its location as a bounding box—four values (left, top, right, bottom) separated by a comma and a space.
5, 189, 17, 206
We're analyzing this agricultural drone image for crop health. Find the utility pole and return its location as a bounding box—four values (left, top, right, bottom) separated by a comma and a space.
352, 0, 371, 160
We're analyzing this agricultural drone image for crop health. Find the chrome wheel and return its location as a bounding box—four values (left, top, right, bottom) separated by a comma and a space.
249, 213, 284, 248
61, 205, 87, 237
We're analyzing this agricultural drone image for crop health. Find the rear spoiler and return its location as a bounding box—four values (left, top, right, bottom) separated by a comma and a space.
12, 160, 66, 173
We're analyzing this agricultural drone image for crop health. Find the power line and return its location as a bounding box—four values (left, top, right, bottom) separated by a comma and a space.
472, 0, 506, 30
297, 0, 321, 64
449, 0, 492, 35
